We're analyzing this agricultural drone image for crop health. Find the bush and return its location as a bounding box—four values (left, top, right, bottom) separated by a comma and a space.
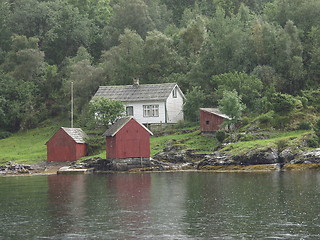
0, 131, 11, 139
307, 135, 319, 148
239, 134, 255, 141
272, 114, 291, 129
85, 136, 105, 155
276, 139, 288, 152
257, 111, 274, 126
297, 121, 311, 130
271, 93, 296, 114
314, 119, 320, 140
216, 130, 226, 143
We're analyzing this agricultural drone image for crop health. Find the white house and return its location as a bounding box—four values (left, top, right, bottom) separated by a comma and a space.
92, 81, 185, 124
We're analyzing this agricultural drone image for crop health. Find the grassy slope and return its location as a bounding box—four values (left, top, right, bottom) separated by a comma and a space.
222, 130, 312, 155
0, 125, 58, 165
0, 122, 315, 165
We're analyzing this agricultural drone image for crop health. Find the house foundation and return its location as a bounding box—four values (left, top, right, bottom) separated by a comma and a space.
110, 158, 151, 171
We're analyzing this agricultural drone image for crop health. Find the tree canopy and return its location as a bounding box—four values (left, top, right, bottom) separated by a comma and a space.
1, 0, 320, 132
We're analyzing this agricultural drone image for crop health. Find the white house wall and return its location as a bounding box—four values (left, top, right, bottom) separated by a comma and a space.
124, 101, 166, 124
166, 87, 184, 123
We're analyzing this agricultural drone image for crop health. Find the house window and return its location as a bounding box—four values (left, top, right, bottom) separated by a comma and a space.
143, 105, 159, 117
172, 87, 177, 98
126, 106, 134, 116
206, 121, 210, 125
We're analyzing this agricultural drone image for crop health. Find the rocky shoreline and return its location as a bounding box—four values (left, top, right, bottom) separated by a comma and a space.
1, 147, 320, 176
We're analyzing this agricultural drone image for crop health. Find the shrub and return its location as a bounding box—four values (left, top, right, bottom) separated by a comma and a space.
257, 111, 274, 126
276, 139, 288, 152
297, 121, 311, 130
239, 134, 255, 141
272, 114, 290, 129
216, 130, 226, 143
314, 119, 320, 140
0, 131, 11, 139
307, 135, 319, 148
85, 136, 105, 155
271, 93, 296, 114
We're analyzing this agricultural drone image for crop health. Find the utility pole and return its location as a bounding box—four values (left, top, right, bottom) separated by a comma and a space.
71, 81, 74, 128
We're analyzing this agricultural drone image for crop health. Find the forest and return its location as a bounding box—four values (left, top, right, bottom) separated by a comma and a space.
1, 0, 320, 134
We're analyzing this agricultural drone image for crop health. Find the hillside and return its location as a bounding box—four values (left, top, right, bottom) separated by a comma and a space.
0, 120, 318, 167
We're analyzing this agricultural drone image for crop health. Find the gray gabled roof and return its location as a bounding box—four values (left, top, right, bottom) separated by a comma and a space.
93, 83, 184, 102
102, 116, 153, 137
200, 108, 232, 120
61, 127, 88, 144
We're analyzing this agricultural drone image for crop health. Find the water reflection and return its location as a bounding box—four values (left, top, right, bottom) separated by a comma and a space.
47, 175, 87, 238
0, 171, 319, 239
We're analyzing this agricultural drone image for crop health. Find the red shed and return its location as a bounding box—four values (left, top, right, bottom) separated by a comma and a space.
46, 127, 88, 162
103, 117, 153, 159
200, 108, 231, 133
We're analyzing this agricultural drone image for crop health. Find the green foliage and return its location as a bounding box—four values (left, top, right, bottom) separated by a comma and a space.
212, 72, 263, 109
0, 130, 11, 140
183, 86, 208, 122
314, 119, 320, 140
276, 139, 288, 152
218, 90, 246, 122
301, 89, 320, 107
216, 130, 226, 143
89, 97, 125, 127
307, 135, 319, 148
85, 136, 105, 155
272, 114, 291, 130
271, 93, 296, 114
1, 0, 320, 133
297, 121, 312, 130
0, 72, 39, 131
257, 111, 274, 126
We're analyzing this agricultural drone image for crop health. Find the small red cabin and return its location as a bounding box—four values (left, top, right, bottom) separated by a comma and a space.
46, 127, 88, 161
103, 117, 153, 159
200, 108, 231, 133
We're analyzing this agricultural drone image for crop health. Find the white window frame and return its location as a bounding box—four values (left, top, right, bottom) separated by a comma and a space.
172, 87, 177, 98
126, 106, 134, 116
143, 105, 159, 117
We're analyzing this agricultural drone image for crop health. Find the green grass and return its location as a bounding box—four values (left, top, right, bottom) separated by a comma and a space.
150, 128, 219, 156
0, 125, 60, 165
0, 120, 314, 166
222, 130, 311, 155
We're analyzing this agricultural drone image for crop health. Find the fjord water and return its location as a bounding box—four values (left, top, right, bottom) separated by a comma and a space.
0, 172, 319, 239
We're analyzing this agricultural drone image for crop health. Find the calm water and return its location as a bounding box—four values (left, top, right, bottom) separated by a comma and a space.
0, 171, 320, 239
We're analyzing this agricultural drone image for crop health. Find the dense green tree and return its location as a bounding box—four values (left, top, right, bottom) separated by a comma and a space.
89, 97, 125, 126
218, 90, 246, 123
103, 0, 154, 48
189, 7, 252, 89
212, 72, 263, 109
0, 72, 39, 131
65, 46, 103, 112
142, 30, 182, 83
100, 29, 144, 85
183, 86, 208, 122
0, 1, 12, 61
1, 35, 45, 82
271, 93, 296, 114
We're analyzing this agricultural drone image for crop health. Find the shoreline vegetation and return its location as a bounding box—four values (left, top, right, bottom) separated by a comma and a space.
1, 121, 320, 176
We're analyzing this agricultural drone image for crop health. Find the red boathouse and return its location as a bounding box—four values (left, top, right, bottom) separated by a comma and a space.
103, 117, 153, 159
46, 127, 88, 162
200, 108, 231, 133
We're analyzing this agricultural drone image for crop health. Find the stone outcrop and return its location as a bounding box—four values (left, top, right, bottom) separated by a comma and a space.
0, 162, 33, 175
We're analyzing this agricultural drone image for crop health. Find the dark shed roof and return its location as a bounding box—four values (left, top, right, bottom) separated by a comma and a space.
61, 127, 88, 144
93, 83, 183, 102
103, 117, 153, 137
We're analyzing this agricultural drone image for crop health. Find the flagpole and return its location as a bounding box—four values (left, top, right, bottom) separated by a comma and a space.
71, 81, 74, 128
